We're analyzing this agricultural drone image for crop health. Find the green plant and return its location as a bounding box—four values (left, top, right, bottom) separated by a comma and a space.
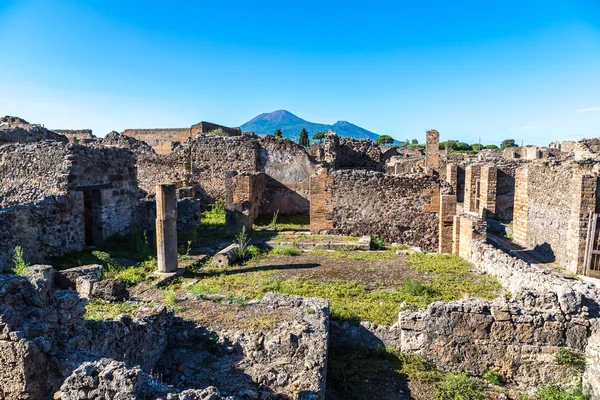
85, 300, 140, 320
12, 245, 28, 276
312, 131, 326, 142
131, 227, 151, 260
234, 226, 251, 260
534, 385, 589, 400
273, 128, 283, 139
505, 291, 512, 299
555, 347, 586, 373
435, 372, 487, 400
403, 277, 431, 296
483, 369, 502, 386
272, 245, 301, 256
270, 210, 279, 230
371, 234, 385, 250
163, 290, 177, 307
201, 201, 226, 226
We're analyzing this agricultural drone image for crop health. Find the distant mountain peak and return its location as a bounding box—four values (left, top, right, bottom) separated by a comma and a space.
240, 111, 380, 141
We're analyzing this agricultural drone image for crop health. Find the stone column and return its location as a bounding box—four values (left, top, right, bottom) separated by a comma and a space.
446, 164, 458, 194
438, 195, 457, 253
156, 184, 178, 273
309, 169, 334, 234
569, 174, 597, 274
425, 129, 440, 170
458, 216, 487, 260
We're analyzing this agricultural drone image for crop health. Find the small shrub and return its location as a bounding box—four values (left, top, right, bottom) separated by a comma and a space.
505, 291, 512, 300
435, 372, 487, 400
272, 245, 301, 256
483, 369, 502, 386
371, 235, 386, 250
12, 245, 28, 276
555, 347, 586, 373
234, 226, 251, 260
534, 385, 589, 400
247, 245, 262, 259
397, 352, 442, 382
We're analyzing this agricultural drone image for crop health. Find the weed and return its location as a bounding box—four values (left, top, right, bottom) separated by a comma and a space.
371, 234, 386, 250
242, 313, 281, 331
131, 227, 151, 260
483, 369, 503, 386
12, 245, 28, 276
201, 201, 226, 226
505, 291, 513, 300
270, 210, 279, 230
234, 226, 251, 260
253, 214, 310, 231
396, 352, 442, 382
272, 245, 301, 256
435, 372, 487, 400
104, 259, 157, 286
403, 277, 433, 297
533, 385, 589, 400
163, 290, 177, 306
85, 300, 140, 320
555, 347, 586, 374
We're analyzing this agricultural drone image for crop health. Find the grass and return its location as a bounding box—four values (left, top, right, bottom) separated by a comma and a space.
103, 259, 157, 287
435, 372, 487, 400
189, 251, 501, 325
526, 385, 589, 400
271, 245, 302, 256
12, 245, 28, 276
201, 200, 226, 227
483, 369, 503, 386
85, 300, 141, 320
273, 233, 359, 243
308, 248, 397, 261
253, 214, 310, 231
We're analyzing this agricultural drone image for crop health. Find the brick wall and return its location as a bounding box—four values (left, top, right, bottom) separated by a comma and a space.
479, 166, 497, 219
464, 165, 482, 213
225, 171, 265, 231
438, 195, 457, 253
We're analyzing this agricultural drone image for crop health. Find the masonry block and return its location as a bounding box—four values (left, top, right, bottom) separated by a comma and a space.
438, 195, 457, 253
426, 130, 440, 170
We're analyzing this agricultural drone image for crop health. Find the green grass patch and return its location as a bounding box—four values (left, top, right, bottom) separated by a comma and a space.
530, 385, 589, 400
189, 251, 500, 325
435, 372, 487, 400
273, 234, 359, 243
253, 214, 310, 231
271, 245, 302, 256
308, 249, 397, 261
555, 347, 586, 374
85, 300, 140, 320
201, 201, 226, 227
483, 369, 503, 386
103, 259, 157, 286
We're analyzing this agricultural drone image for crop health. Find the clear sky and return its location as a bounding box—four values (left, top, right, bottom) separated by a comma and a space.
1, 0, 599, 145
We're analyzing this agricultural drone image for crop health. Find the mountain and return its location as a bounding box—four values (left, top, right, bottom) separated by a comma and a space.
240, 110, 381, 142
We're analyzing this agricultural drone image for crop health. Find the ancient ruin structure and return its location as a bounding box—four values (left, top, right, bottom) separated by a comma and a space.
4, 115, 600, 398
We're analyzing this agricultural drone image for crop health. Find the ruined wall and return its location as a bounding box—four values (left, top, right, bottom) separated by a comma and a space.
53, 129, 95, 143
258, 136, 317, 215
496, 164, 518, 221
323, 134, 383, 171
190, 121, 241, 136
0, 195, 85, 270
0, 269, 171, 398
123, 128, 192, 155
191, 135, 259, 201
0, 116, 68, 145
513, 162, 597, 271
0, 142, 69, 207
311, 170, 447, 250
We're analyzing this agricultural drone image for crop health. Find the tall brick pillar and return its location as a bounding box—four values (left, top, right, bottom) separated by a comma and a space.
479, 166, 497, 219
426, 130, 440, 170
464, 165, 482, 213
439, 195, 457, 253
310, 169, 334, 234
570, 174, 597, 274
156, 183, 178, 273
446, 164, 458, 194
224, 171, 262, 232
512, 165, 529, 245
452, 215, 461, 256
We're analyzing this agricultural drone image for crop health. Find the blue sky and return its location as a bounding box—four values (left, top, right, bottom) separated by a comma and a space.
1, 0, 599, 145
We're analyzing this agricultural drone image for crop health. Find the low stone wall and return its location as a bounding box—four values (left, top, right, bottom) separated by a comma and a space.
0, 116, 68, 145
310, 169, 447, 251
0, 268, 172, 397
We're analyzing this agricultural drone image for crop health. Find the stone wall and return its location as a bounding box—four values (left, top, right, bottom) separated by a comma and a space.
258, 136, 317, 215
323, 134, 383, 171
190, 121, 241, 137
0, 268, 172, 398
53, 129, 95, 143
0, 142, 69, 207
425, 129, 440, 169
310, 169, 449, 251
513, 162, 597, 272
191, 135, 260, 201
123, 128, 192, 155
0, 116, 68, 145
225, 171, 265, 231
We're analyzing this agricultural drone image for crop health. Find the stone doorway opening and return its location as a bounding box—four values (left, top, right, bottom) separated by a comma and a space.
83, 189, 102, 246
